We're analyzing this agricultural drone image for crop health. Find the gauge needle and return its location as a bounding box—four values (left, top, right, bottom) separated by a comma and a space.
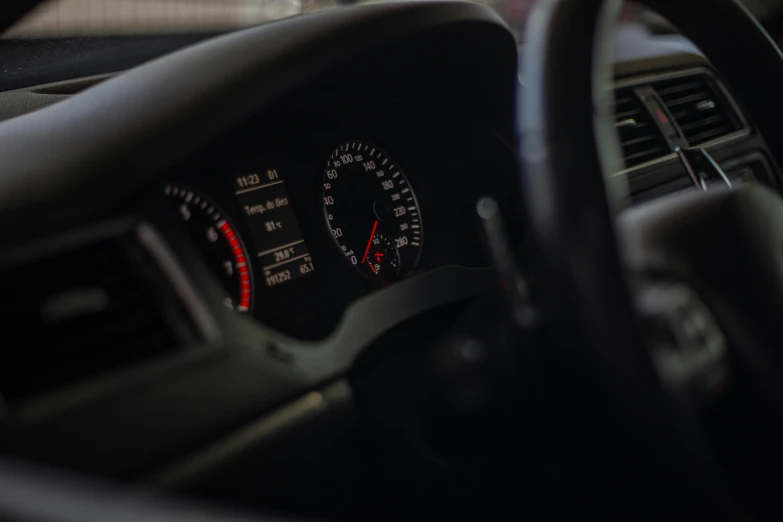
361, 220, 379, 264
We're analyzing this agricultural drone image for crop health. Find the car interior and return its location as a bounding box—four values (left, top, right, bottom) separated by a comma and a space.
2, 0, 783, 520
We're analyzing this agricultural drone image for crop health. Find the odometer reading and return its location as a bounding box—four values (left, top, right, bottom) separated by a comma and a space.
234, 168, 315, 288
323, 140, 422, 280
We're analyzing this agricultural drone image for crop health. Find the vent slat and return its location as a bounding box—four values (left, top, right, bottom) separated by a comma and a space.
655, 81, 702, 96
621, 135, 658, 147
654, 75, 742, 146
678, 114, 726, 132
684, 126, 735, 144
625, 148, 666, 163
614, 87, 669, 168
659, 91, 711, 107
616, 109, 642, 119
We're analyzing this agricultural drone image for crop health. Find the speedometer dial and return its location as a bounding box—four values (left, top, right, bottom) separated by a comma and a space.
323, 140, 422, 280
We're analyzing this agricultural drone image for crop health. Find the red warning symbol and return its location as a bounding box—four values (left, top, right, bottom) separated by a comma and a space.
656, 107, 670, 125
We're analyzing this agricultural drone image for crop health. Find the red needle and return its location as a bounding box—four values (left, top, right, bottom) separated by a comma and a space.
361, 220, 379, 264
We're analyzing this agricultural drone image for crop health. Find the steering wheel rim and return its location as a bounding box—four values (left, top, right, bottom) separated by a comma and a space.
521, 0, 783, 518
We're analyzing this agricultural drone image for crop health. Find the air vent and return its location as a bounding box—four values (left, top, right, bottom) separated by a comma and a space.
0, 229, 196, 404
615, 87, 669, 168
655, 75, 743, 146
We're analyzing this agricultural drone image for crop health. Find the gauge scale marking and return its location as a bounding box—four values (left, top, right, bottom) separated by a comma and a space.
165, 184, 253, 312
323, 140, 422, 279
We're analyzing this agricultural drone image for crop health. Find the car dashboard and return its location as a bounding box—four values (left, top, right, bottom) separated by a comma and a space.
0, 4, 780, 509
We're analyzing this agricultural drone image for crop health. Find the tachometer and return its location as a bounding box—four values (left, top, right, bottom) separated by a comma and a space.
165, 184, 253, 312
323, 140, 422, 280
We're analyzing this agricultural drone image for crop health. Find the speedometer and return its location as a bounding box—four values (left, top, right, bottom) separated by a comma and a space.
323, 140, 422, 280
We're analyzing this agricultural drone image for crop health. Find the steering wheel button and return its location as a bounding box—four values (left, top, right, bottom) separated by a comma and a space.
637, 282, 728, 403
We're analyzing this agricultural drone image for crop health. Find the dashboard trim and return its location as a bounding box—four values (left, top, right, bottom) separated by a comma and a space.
282, 265, 497, 376
137, 222, 220, 344
149, 379, 352, 488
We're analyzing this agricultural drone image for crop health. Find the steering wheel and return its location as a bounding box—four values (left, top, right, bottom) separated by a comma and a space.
1, 0, 783, 520
522, 0, 783, 519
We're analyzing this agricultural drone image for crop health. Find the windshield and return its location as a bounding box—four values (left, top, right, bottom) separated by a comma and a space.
2, 0, 776, 40
3, 0, 530, 38
5, 0, 321, 37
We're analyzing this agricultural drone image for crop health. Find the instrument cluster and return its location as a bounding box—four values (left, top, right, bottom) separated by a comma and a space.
159, 98, 521, 338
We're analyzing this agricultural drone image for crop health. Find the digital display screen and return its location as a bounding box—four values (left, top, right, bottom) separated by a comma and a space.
234, 170, 315, 287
